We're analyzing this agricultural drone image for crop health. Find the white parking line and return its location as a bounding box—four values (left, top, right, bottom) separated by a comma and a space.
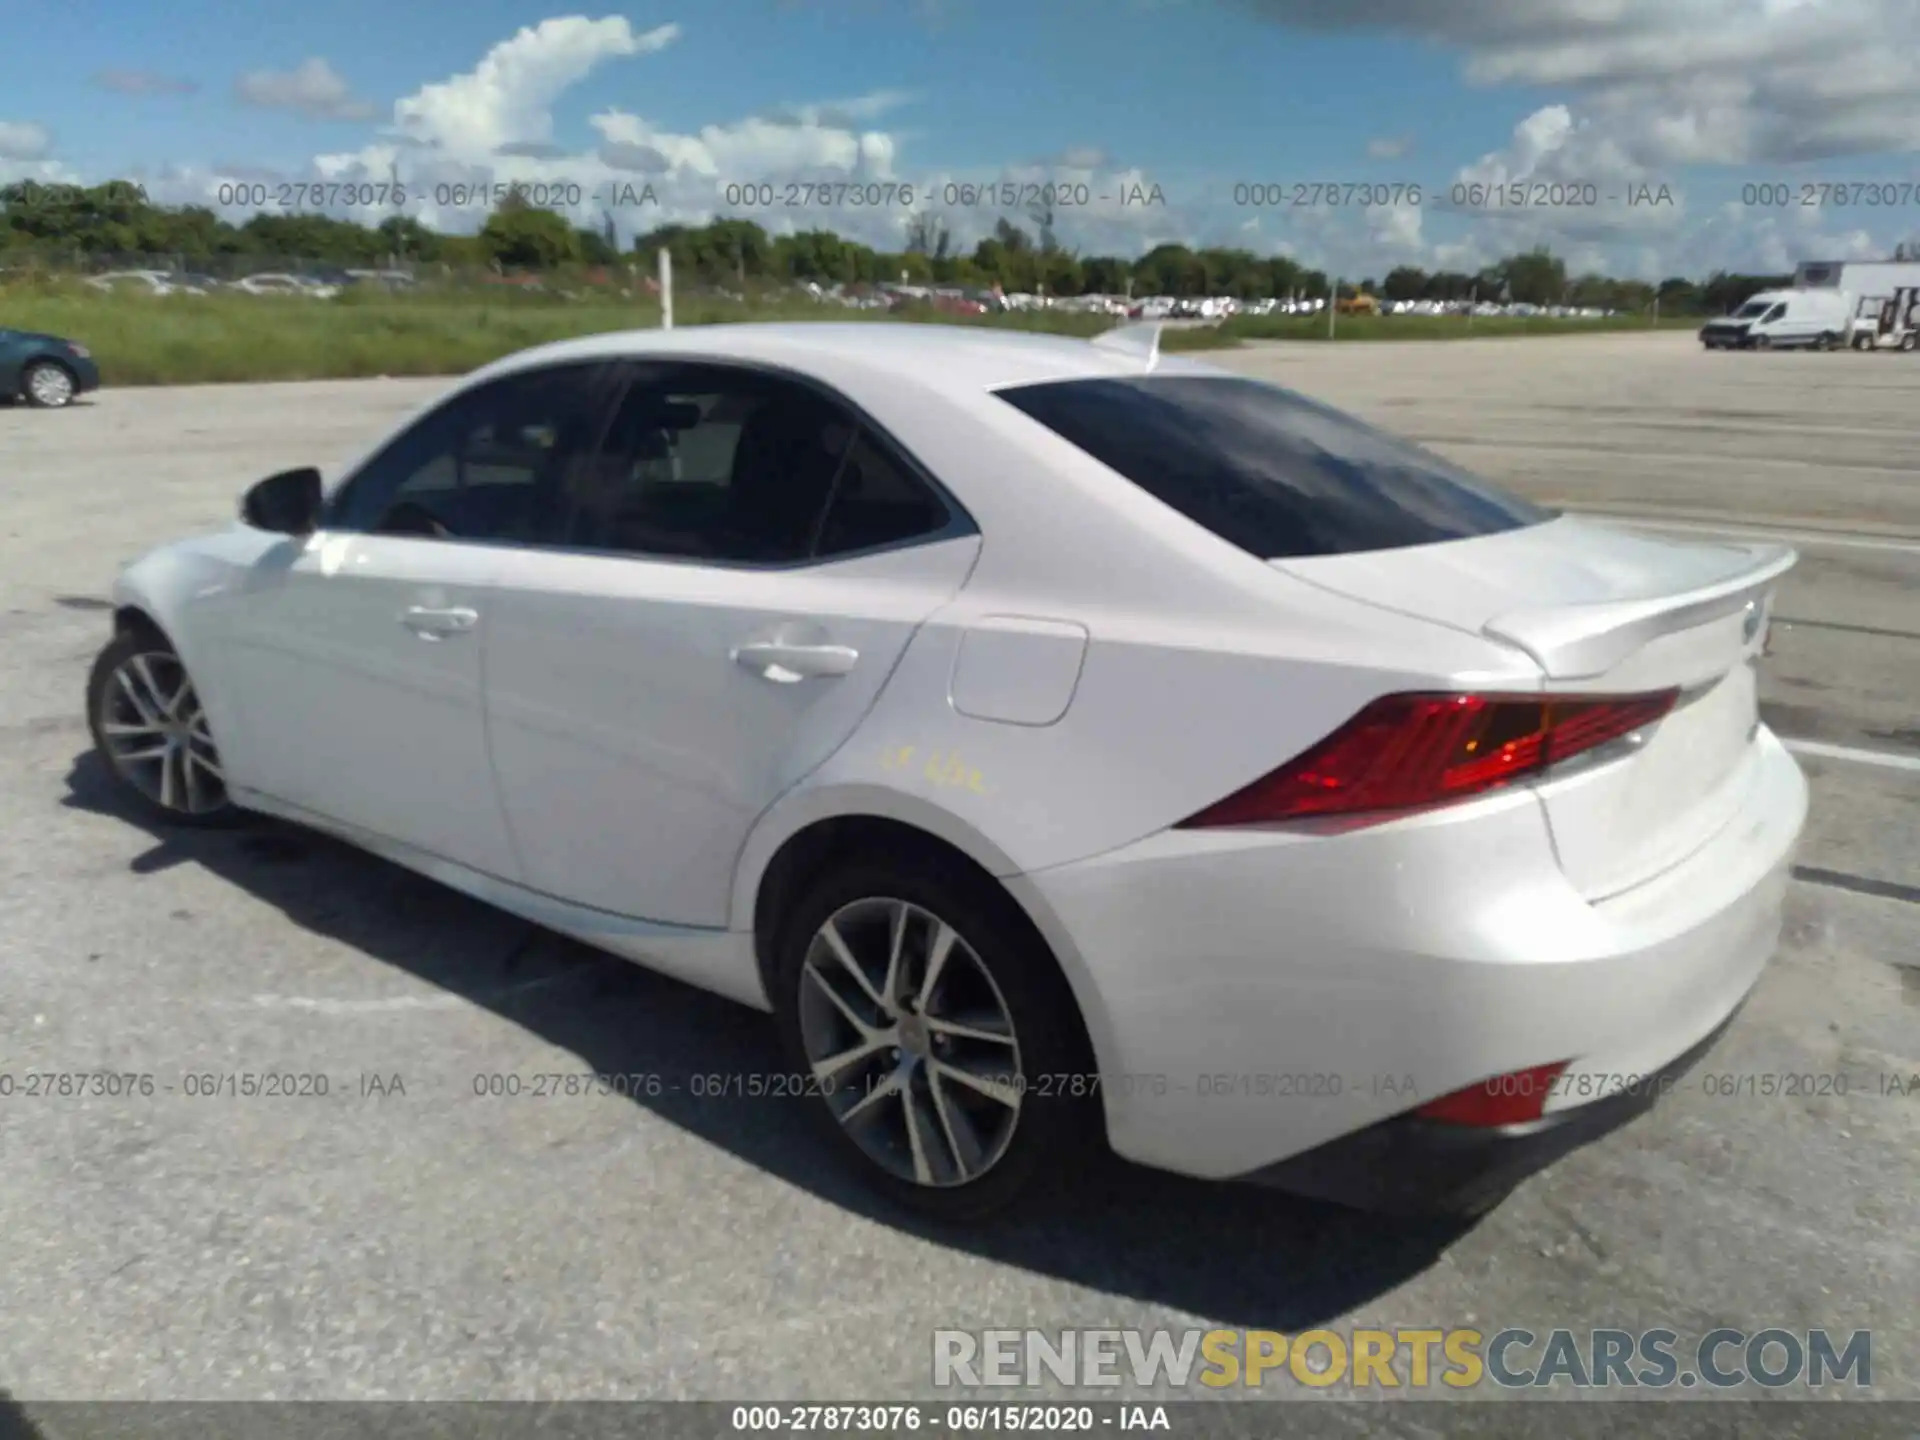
1783, 738, 1920, 774
1579, 513, 1920, 556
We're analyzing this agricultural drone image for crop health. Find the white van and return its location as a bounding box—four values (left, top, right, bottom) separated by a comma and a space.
1699, 288, 1854, 349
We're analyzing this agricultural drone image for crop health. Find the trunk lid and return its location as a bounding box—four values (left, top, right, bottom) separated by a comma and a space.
1276, 515, 1795, 898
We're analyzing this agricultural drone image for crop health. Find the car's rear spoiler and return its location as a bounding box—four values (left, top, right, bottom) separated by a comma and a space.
1482, 543, 1798, 679
1091, 321, 1163, 371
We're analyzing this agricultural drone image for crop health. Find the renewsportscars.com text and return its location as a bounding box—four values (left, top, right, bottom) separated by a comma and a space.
933, 1327, 1872, 1391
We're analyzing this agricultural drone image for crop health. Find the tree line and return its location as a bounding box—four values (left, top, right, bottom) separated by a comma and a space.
1, 180, 1790, 314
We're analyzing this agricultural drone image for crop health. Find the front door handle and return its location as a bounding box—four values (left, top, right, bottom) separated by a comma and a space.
401, 605, 479, 640
731, 639, 859, 681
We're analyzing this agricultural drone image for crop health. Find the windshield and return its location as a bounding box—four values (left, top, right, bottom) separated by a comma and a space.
1735, 300, 1772, 318
998, 374, 1554, 560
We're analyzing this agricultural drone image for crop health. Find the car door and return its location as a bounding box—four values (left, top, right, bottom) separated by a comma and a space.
483, 361, 981, 928
218, 360, 623, 878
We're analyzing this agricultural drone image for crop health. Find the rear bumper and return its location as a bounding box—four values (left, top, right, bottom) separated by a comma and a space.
1009, 727, 1808, 1189
1242, 1002, 1741, 1215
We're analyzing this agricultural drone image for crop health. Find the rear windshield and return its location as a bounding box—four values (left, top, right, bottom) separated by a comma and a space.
997, 374, 1553, 559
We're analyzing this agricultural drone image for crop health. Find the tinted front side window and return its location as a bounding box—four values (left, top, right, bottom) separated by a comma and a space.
328, 363, 617, 542
998, 375, 1552, 560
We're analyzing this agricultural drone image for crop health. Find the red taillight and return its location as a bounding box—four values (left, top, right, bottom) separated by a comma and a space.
1415, 1062, 1571, 1127
1177, 689, 1678, 828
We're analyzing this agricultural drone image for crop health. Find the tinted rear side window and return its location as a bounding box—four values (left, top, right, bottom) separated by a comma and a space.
998, 375, 1554, 559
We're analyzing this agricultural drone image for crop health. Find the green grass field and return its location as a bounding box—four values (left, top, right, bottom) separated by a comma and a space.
0, 282, 1697, 387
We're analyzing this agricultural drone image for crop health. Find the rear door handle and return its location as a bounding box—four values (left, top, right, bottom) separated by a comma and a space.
401, 605, 479, 640
731, 639, 859, 681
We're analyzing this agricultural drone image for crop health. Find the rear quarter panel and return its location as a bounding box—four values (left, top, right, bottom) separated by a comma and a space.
730, 562, 1540, 939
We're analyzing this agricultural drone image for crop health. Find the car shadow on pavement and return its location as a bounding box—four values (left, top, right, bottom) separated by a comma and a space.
63, 753, 1473, 1329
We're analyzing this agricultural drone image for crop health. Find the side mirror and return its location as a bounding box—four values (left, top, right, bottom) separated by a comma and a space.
241, 467, 323, 535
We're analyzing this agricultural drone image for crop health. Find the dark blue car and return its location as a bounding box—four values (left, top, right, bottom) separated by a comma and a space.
0, 326, 102, 407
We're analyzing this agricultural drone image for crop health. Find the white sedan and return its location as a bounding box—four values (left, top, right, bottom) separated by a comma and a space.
88, 322, 1808, 1220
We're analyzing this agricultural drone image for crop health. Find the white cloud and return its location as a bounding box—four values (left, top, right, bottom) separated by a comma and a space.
236, 59, 380, 122
212, 163, 287, 184
1236, 0, 1920, 165
588, 108, 899, 178
1438, 102, 1687, 248
1052, 146, 1110, 170
391, 17, 680, 157
1368, 200, 1424, 250
761, 90, 916, 129
0, 121, 52, 160
1366, 136, 1411, 159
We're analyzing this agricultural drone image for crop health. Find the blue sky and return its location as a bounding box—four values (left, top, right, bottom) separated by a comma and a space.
4, 0, 1918, 278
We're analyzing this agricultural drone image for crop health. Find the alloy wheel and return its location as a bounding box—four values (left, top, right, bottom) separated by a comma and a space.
797, 897, 1023, 1188
26, 363, 74, 408
96, 650, 228, 815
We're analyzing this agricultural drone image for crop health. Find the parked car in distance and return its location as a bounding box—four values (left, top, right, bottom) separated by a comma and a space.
88, 321, 1807, 1222
232, 273, 339, 299
85, 270, 184, 296
0, 325, 101, 407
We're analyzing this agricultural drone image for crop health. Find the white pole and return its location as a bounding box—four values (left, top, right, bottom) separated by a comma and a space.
659, 248, 674, 330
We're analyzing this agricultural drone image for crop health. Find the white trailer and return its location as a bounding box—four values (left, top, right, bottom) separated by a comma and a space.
1795, 259, 1920, 294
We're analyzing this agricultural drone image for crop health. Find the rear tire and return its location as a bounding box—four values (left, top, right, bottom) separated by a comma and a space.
1900, 333, 1917, 352
770, 850, 1099, 1222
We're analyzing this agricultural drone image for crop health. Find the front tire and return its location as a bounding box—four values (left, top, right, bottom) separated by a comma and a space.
771, 852, 1098, 1221
22, 359, 77, 408
87, 630, 240, 827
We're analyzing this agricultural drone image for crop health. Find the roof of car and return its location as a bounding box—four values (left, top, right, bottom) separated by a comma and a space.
470, 320, 1219, 397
